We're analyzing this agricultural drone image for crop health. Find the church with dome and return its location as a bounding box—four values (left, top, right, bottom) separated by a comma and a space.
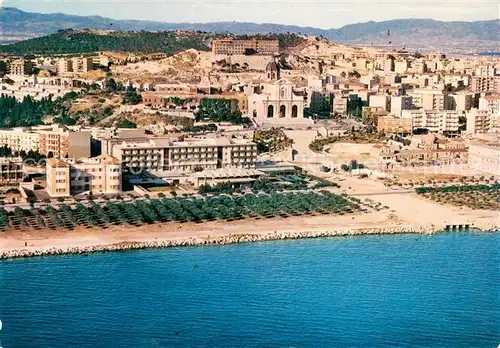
247, 61, 310, 124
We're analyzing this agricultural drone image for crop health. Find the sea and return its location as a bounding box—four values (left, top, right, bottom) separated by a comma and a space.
0, 232, 498, 348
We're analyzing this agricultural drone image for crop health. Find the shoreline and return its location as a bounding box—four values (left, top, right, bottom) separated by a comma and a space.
1, 223, 497, 260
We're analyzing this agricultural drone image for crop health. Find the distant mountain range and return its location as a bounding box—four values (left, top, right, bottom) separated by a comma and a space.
1, 7, 498, 53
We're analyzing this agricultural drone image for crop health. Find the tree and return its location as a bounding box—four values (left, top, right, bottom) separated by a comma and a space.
122, 87, 142, 105
349, 160, 358, 170
115, 119, 137, 128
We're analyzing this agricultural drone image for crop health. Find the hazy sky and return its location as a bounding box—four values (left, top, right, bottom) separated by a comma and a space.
2, 0, 499, 28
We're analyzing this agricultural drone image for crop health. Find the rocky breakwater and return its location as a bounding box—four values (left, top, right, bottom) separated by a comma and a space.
0, 225, 441, 260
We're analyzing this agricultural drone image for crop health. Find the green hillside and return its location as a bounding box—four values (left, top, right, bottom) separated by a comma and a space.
0, 28, 305, 55
0, 29, 212, 55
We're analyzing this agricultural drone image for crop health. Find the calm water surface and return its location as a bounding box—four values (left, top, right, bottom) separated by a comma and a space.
0, 232, 498, 347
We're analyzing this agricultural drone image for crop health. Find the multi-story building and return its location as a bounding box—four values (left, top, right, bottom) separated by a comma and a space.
155, 84, 198, 94
466, 109, 500, 135
408, 89, 449, 111
9, 59, 33, 76
471, 76, 500, 93
402, 109, 461, 136
0, 128, 40, 153
468, 141, 500, 176
0, 125, 90, 158
394, 60, 409, 74
369, 95, 390, 112
308, 90, 333, 113
56, 59, 73, 75
71, 57, 94, 73
111, 138, 257, 173
449, 92, 473, 112
46, 157, 71, 197
478, 95, 500, 115
377, 116, 412, 135
0, 157, 24, 182
333, 96, 348, 116
46, 155, 122, 197
211, 39, 279, 55
390, 96, 414, 117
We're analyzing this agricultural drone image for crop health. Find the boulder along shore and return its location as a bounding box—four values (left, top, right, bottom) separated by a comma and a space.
0, 225, 460, 260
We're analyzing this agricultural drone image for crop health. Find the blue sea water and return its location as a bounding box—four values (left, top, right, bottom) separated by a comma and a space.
0, 232, 499, 348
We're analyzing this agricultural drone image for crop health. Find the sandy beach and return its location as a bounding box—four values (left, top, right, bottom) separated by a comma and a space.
1, 191, 498, 259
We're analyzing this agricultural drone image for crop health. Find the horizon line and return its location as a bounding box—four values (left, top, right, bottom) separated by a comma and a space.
2, 5, 499, 31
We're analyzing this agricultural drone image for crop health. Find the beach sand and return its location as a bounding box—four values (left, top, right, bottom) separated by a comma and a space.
0, 171, 498, 259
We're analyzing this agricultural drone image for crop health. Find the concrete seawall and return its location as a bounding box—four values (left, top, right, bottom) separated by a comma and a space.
0, 225, 450, 260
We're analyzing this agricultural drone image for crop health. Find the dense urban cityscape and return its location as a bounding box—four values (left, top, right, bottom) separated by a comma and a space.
0, 3, 498, 346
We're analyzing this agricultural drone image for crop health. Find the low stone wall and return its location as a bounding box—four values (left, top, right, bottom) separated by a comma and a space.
0, 225, 446, 260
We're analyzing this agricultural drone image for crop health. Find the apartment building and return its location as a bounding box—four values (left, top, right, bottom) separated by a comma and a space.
466, 109, 500, 135
0, 157, 24, 182
333, 96, 348, 115
394, 61, 409, 74
449, 93, 473, 112
471, 76, 500, 93
478, 95, 500, 115
390, 96, 414, 117
9, 59, 33, 76
211, 39, 279, 55
70, 126, 146, 141
369, 95, 390, 112
0, 125, 90, 158
408, 89, 450, 111
71, 57, 94, 73
56, 59, 73, 75
0, 128, 40, 153
46, 158, 71, 197
111, 138, 257, 173
46, 155, 121, 197
402, 109, 460, 135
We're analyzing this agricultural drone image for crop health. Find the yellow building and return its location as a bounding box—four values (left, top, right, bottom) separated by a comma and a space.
46, 155, 122, 197
211, 38, 279, 55
0, 125, 90, 158
9, 59, 33, 76
46, 158, 71, 197
377, 116, 412, 135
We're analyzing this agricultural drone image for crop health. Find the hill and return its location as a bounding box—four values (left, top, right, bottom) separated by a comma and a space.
0, 29, 306, 55
0, 7, 498, 53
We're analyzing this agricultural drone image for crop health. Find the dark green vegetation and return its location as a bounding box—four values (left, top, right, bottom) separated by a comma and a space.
122, 87, 142, 105
253, 128, 290, 154
416, 184, 500, 211
195, 98, 246, 124
0, 145, 46, 162
0, 26, 305, 55
0, 92, 79, 128
0, 191, 360, 231
182, 124, 218, 133
0, 29, 211, 55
